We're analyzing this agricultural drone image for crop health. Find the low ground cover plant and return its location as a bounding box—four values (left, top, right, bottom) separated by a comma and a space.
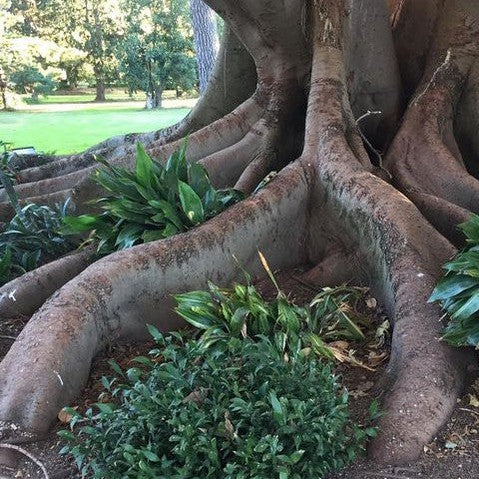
63, 142, 244, 255
59, 258, 379, 478
175, 255, 368, 361
0, 169, 74, 286
59, 331, 378, 479
430, 214, 479, 346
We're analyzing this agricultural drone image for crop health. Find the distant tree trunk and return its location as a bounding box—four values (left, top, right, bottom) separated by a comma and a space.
154, 85, 163, 108
0, 75, 7, 110
0, 90, 6, 110
94, 73, 106, 102
190, 0, 219, 94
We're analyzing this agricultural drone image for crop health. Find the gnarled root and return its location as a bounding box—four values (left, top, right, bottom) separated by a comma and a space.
0, 248, 95, 319
303, 2, 475, 463
0, 162, 310, 437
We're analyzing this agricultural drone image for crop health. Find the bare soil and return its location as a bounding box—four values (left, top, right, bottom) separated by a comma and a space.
1, 268, 478, 479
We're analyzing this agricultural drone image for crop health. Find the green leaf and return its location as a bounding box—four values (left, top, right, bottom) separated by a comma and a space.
269, 391, 285, 425
178, 180, 204, 225
62, 214, 103, 232
148, 199, 184, 230
187, 163, 212, 198
229, 307, 249, 336
142, 450, 160, 462
135, 143, 154, 189
147, 324, 163, 341
114, 224, 143, 250
305, 333, 335, 360
142, 230, 165, 243
430, 275, 479, 302
451, 290, 479, 320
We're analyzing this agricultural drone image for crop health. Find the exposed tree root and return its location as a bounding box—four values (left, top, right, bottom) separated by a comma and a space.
0, 163, 310, 436
14, 153, 96, 185
2, 0, 479, 471
299, 248, 362, 287
0, 96, 266, 223
0, 248, 95, 319
301, 2, 475, 464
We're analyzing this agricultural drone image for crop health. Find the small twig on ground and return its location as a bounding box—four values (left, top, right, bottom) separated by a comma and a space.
0, 443, 49, 479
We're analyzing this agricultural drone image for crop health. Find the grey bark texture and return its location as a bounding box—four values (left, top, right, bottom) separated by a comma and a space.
190, 0, 220, 93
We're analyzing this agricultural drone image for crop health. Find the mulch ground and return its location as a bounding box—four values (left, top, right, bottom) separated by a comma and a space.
1, 268, 478, 479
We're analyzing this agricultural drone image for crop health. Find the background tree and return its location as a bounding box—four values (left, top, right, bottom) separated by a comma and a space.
83, 0, 124, 101
118, 0, 196, 108
190, 0, 219, 93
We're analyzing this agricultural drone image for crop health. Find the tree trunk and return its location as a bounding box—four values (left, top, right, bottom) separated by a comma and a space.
154, 85, 163, 108
94, 78, 106, 102
0, 88, 6, 111
190, 0, 219, 94
2, 0, 479, 471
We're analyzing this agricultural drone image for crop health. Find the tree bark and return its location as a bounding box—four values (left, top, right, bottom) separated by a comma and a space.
94, 77, 106, 102
1, 0, 479, 471
190, 0, 219, 94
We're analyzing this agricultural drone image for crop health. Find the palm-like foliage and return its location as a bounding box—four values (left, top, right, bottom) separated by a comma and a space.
175, 256, 367, 360
430, 214, 479, 346
63, 143, 244, 255
0, 169, 75, 286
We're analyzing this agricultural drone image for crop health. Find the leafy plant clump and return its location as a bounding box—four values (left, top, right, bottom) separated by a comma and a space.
63, 142, 244, 255
175, 255, 368, 361
430, 214, 479, 346
60, 331, 377, 479
0, 169, 75, 286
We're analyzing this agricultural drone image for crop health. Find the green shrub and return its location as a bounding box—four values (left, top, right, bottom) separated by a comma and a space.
59, 332, 376, 479
175, 260, 367, 360
430, 214, 479, 346
63, 142, 244, 256
0, 168, 75, 286
10, 66, 57, 100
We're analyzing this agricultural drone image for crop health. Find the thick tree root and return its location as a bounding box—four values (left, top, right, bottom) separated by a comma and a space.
2, 0, 479, 471
303, 5, 474, 462
0, 163, 309, 437
0, 248, 95, 319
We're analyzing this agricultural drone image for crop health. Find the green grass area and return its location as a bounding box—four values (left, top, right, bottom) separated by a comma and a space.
1, 106, 191, 154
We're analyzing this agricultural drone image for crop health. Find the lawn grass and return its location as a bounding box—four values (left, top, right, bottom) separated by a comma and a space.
1, 105, 191, 154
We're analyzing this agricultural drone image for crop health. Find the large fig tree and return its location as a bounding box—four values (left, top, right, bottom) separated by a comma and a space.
1, 0, 478, 468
